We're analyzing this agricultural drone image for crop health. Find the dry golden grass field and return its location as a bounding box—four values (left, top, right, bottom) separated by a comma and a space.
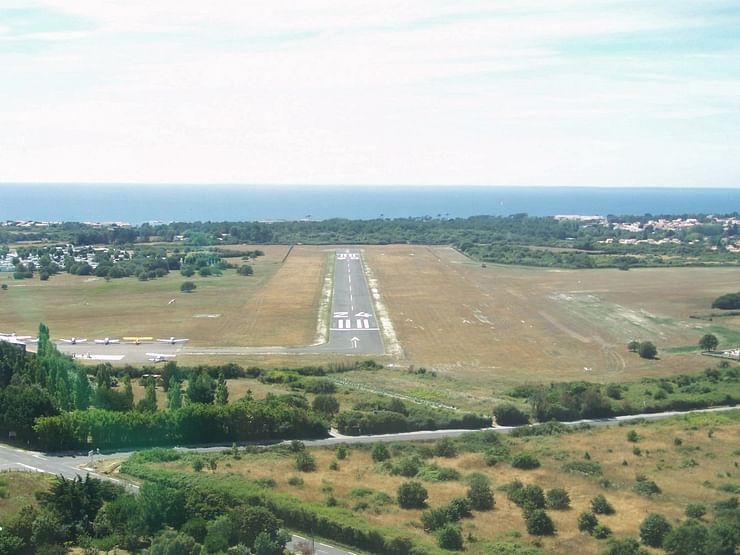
155, 410, 740, 555
365, 245, 740, 385
0, 245, 326, 348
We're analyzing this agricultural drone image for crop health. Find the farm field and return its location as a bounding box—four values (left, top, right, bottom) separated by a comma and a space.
142, 410, 740, 555
0, 245, 327, 348
365, 245, 740, 386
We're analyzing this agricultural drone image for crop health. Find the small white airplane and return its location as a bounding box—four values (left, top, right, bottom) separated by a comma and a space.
146, 352, 176, 363
61, 337, 87, 344
0, 332, 33, 340
157, 337, 189, 344
94, 337, 120, 345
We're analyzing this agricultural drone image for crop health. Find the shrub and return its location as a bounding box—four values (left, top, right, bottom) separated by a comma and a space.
578, 512, 598, 534
562, 460, 602, 476
434, 437, 457, 458
511, 453, 540, 470
294, 451, 316, 472
287, 476, 304, 487
371, 442, 391, 462
393, 456, 422, 478
493, 403, 530, 426
601, 537, 647, 555
180, 281, 196, 293
445, 497, 472, 520
593, 524, 612, 539
685, 503, 706, 519
639, 513, 672, 548
591, 494, 615, 515
467, 476, 495, 511
546, 488, 571, 510
422, 507, 450, 532
632, 479, 661, 497
336, 445, 348, 460
525, 509, 555, 536
416, 464, 459, 482
397, 481, 428, 509
626, 430, 639, 442
436, 524, 464, 550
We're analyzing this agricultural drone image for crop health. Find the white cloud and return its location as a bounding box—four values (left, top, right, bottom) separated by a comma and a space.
0, 0, 738, 185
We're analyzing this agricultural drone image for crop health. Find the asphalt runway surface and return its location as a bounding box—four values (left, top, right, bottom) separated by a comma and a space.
55, 248, 386, 363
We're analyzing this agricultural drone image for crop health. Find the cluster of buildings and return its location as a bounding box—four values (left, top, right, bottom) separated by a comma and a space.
0, 245, 127, 273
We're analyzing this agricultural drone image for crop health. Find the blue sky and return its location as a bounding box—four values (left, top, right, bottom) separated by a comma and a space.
1, 0, 739, 186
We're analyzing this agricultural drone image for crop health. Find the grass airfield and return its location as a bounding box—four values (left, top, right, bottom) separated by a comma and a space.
2, 243, 739, 396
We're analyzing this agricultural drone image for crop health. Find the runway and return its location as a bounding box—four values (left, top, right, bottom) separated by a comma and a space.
55, 249, 385, 361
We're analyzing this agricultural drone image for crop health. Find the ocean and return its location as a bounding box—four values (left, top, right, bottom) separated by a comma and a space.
0, 184, 738, 224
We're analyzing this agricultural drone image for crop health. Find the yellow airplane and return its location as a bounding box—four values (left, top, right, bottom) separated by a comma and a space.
123, 336, 153, 345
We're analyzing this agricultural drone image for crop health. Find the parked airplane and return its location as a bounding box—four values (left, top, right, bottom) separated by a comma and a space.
123, 336, 153, 345
146, 352, 176, 363
157, 337, 189, 344
0, 332, 32, 340
61, 337, 87, 344
94, 337, 120, 345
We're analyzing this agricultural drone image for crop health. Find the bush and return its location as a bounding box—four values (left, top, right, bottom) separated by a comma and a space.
562, 460, 602, 476
180, 281, 196, 293
397, 481, 428, 509
601, 538, 648, 555
434, 437, 457, 458
546, 488, 571, 510
639, 513, 672, 548
436, 524, 464, 550
336, 445, 348, 460
578, 511, 598, 534
591, 494, 615, 515
593, 524, 612, 539
632, 479, 661, 497
371, 442, 390, 462
511, 453, 540, 470
467, 476, 495, 511
294, 452, 316, 472
626, 430, 639, 442
525, 509, 555, 536
685, 503, 706, 519
287, 476, 304, 487
493, 403, 530, 426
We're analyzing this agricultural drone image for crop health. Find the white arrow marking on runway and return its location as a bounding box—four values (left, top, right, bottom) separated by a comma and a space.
355, 311, 371, 318
351, 337, 360, 349
333, 312, 348, 318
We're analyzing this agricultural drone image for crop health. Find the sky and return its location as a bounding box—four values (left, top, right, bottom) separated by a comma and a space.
1, 1, 739, 187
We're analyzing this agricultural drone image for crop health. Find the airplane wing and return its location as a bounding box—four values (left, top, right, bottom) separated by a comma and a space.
173, 338, 188, 343
145, 353, 176, 358
156, 339, 170, 343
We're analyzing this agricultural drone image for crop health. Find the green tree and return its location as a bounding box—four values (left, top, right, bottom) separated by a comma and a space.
167, 378, 182, 410
144, 530, 202, 555
237, 265, 254, 276
705, 521, 739, 555
137, 378, 158, 412
187, 370, 215, 404
397, 481, 428, 509
639, 513, 672, 547
180, 281, 196, 293
685, 504, 706, 519
663, 520, 708, 555
123, 375, 134, 407
638, 341, 657, 359
312, 394, 340, 416
627, 340, 640, 352
229, 505, 283, 550
434, 437, 457, 458
698, 334, 719, 351
215, 372, 229, 405
72, 368, 91, 410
